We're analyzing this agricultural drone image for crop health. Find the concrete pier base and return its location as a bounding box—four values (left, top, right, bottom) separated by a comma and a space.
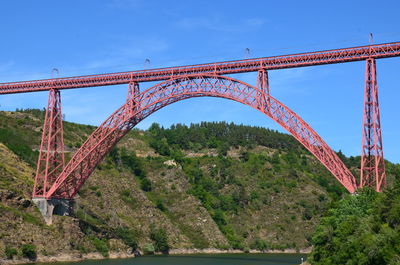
32, 198, 73, 225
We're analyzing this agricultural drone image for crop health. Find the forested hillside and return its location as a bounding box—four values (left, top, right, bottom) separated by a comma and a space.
0, 109, 398, 263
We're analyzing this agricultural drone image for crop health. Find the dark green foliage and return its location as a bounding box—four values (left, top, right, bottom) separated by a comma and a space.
178, 145, 339, 249
239, 150, 250, 161
179, 225, 209, 249
212, 210, 227, 226
73, 243, 88, 254
180, 157, 245, 248
309, 180, 400, 265
140, 178, 152, 192
155, 199, 167, 212
21, 244, 37, 260
115, 227, 139, 250
111, 147, 152, 192
147, 122, 302, 156
5, 246, 17, 259
0, 127, 38, 166
112, 147, 146, 178
250, 238, 269, 251
150, 226, 169, 253
91, 237, 109, 257
148, 123, 171, 156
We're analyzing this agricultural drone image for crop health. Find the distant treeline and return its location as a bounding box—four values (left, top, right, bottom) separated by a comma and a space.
147, 121, 302, 153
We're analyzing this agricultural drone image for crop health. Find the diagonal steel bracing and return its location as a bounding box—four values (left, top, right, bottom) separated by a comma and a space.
360, 59, 386, 191
42, 75, 357, 199
33, 89, 66, 198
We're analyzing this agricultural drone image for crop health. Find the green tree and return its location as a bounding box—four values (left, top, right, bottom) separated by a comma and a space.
309, 184, 400, 265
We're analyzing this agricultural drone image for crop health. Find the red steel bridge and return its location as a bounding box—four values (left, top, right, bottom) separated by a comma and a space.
1, 41, 399, 213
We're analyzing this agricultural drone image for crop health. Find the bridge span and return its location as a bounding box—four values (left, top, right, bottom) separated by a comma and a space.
1, 41, 398, 223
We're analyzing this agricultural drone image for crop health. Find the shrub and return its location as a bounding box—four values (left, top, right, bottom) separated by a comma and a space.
143, 243, 155, 255
250, 239, 269, 251
21, 244, 37, 260
121, 189, 131, 197
155, 199, 167, 212
140, 178, 152, 191
212, 210, 227, 226
5, 246, 17, 259
150, 226, 169, 253
91, 238, 109, 257
115, 227, 138, 250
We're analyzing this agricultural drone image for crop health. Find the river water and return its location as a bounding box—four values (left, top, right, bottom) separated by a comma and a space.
36, 254, 307, 265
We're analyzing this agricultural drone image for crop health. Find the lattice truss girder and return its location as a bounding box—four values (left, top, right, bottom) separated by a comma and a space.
33, 89, 65, 197
43, 75, 357, 199
360, 59, 386, 191
1, 42, 400, 94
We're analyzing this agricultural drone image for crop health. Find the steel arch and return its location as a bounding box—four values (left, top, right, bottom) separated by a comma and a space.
45, 75, 357, 198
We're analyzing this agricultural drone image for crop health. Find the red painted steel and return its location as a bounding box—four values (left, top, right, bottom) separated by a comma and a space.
360, 59, 386, 191
44, 75, 357, 199
1, 42, 400, 94
126, 82, 140, 117
256, 69, 270, 111
33, 89, 66, 197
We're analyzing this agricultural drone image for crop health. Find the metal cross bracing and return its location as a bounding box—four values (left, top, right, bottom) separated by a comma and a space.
360, 58, 386, 191
33, 89, 66, 198
0, 41, 400, 94
256, 69, 270, 111
44, 75, 357, 199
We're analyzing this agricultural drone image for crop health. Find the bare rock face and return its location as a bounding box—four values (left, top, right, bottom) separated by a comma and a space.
163, 159, 178, 167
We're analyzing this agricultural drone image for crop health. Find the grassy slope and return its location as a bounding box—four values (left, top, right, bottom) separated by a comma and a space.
0, 109, 398, 260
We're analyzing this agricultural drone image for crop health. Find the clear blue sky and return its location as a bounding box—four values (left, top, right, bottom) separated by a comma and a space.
0, 0, 399, 163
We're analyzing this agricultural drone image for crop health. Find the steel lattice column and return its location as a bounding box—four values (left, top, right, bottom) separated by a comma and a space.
126, 82, 140, 117
360, 58, 386, 191
33, 89, 65, 197
256, 69, 270, 111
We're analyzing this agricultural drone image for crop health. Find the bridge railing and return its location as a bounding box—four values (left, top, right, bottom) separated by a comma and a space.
1, 41, 400, 94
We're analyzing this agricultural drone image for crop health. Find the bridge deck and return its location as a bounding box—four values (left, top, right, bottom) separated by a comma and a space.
1, 41, 400, 94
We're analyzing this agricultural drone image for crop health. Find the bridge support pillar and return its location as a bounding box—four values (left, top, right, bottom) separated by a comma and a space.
126, 82, 140, 115
32, 198, 72, 225
33, 89, 65, 198
360, 58, 386, 191
126, 82, 140, 122
256, 69, 270, 112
